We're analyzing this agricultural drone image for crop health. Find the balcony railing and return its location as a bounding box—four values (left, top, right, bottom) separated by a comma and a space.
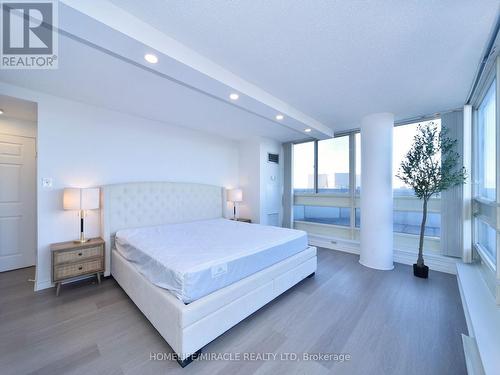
293, 192, 441, 254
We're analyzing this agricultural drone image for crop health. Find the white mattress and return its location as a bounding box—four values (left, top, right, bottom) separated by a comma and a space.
115, 218, 308, 303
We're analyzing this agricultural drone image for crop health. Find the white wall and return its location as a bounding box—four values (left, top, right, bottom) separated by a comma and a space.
0, 116, 36, 138
0, 82, 240, 291
238, 139, 261, 223
238, 137, 283, 225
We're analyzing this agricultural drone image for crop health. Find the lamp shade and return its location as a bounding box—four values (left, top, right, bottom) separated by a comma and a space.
63, 188, 81, 210
63, 188, 100, 210
227, 188, 243, 202
81, 188, 100, 210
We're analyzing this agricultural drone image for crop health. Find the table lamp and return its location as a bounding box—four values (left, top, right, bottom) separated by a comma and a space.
63, 187, 100, 243
227, 188, 243, 220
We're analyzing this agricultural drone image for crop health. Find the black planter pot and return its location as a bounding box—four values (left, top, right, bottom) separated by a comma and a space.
413, 264, 429, 278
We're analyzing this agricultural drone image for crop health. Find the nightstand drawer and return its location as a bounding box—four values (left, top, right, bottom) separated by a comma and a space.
54, 258, 103, 281
54, 246, 103, 265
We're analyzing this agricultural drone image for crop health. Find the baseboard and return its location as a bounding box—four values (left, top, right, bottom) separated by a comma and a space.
393, 249, 459, 275
309, 234, 459, 274
309, 235, 360, 255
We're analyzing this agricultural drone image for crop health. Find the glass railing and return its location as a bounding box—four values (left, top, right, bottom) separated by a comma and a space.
293, 192, 442, 254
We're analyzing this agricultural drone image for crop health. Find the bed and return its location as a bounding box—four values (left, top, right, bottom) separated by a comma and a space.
101, 182, 317, 366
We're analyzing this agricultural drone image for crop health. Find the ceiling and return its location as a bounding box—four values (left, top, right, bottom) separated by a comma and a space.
109, 0, 499, 130
0, 95, 37, 122
0, 0, 498, 140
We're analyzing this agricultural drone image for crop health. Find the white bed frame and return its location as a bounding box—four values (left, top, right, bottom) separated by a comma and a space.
101, 182, 317, 366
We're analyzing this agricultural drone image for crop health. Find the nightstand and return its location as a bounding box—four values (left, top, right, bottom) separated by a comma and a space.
51, 238, 105, 296
235, 218, 251, 223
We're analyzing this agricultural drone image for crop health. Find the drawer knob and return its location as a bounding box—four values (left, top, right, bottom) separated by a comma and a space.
78, 252, 82, 256
78, 266, 83, 270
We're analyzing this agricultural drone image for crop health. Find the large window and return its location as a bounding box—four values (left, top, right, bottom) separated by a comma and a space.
293, 134, 355, 230
391, 120, 442, 237
355, 209, 440, 236
477, 80, 496, 200
293, 141, 315, 193
393, 211, 441, 237
355, 132, 361, 192
393, 120, 442, 196
473, 78, 498, 267
293, 122, 443, 254
476, 220, 497, 263
317, 135, 350, 193
294, 205, 350, 226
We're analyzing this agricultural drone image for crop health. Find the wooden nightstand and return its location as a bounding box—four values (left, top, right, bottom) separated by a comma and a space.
51, 238, 105, 296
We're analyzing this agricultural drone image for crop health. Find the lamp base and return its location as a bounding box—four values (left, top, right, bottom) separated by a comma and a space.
75, 214, 89, 244
73, 238, 90, 244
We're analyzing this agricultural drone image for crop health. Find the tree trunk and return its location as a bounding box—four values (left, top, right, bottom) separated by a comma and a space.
417, 198, 428, 267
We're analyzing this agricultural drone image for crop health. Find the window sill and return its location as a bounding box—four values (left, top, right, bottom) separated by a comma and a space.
294, 192, 351, 198
294, 220, 440, 240
294, 220, 350, 230
474, 243, 497, 273
294, 192, 441, 201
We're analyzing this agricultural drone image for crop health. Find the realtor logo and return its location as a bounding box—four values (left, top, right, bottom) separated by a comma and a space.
1, 0, 58, 69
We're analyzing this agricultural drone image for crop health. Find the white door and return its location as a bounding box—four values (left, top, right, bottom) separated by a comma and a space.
0, 133, 36, 272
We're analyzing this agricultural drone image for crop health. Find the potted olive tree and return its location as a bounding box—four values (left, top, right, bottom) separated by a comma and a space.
396, 122, 466, 278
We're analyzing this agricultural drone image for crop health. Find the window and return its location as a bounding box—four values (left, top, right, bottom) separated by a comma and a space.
293, 141, 315, 193
393, 119, 442, 196
292, 134, 355, 239
393, 211, 441, 237
473, 78, 497, 267
294, 205, 350, 226
476, 220, 497, 266
317, 135, 350, 193
355, 209, 440, 237
292, 125, 442, 253
391, 119, 442, 244
355, 132, 361, 193
477, 80, 496, 200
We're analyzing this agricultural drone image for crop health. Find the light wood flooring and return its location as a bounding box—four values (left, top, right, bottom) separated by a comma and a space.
0, 248, 467, 375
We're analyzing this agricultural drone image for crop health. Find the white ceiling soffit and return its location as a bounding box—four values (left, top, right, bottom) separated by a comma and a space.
0, 33, 306, 142
57, 0, 332, 140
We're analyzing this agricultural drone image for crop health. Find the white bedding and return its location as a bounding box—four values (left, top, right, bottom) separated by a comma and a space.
115, 218, 308, 303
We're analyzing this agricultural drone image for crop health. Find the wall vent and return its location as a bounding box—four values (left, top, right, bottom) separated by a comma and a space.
268, 153, 279, 164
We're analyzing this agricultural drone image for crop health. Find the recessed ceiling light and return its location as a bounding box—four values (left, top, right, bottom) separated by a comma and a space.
304, 128, 312, 133
275, 114, 284, 121
144, 53, 158, 64
229, 93, 239, 100
0, 109, 3, 115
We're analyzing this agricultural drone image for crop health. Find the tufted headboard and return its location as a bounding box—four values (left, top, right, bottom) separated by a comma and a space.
101, 181, 225, 276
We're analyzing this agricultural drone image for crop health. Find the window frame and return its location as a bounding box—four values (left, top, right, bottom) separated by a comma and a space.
471, 56, 500, 273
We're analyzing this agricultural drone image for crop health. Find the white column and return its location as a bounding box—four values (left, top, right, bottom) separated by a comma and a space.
359, 113, 394, 270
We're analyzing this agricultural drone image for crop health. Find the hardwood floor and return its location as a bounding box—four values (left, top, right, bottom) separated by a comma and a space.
0, 249, 467, 375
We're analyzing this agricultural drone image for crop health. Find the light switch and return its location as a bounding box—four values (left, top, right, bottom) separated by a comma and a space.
42, 177, 53, 188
